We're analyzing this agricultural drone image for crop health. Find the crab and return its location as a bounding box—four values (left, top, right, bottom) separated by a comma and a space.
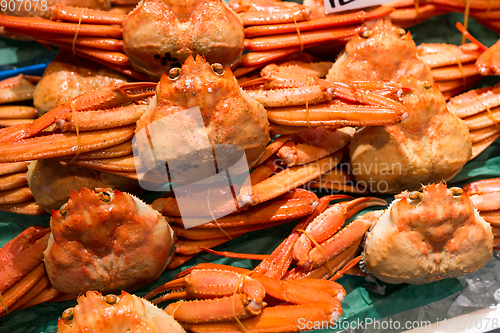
349, 76, 472, 194
362, 183, 494, 284
57, 290, 186, 333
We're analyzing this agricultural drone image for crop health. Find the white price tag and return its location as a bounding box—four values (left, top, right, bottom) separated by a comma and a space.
324, 0, 395, 14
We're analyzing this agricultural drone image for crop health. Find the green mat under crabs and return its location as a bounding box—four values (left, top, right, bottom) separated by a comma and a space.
1, 12, 500, 333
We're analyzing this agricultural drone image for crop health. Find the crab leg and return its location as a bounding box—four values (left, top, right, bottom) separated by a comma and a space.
472, 134, 500, 159
56, 140, 133, 160
307, 168, 370, 194
448, 84, 500, 118
68, 154, 137, 172
173, 221, 286, 241
462, 107, 500, 130
253, 195, 352, 279
463, 177, 500, 211
417, 43, 483, 68
244, 6, 394, 38
0, 227, 50, 315
3, 28, 124, 51
469, 125, 500, 144
267, 103, 405, 127
304, 218, 372, 272
238, 8, 311, 26
277, 127, 353, 167
174, 238, 247, 256
0, 106, 37, 119
50, 4, 127, 25
0, 173, 27, 191
430, 63, 479, 81
0, 15, 122, 37
0, 74, 39, 104
244, 25, 362, 52
293, 197, 387, 270
0, 187, 32, 204
0, 125, 135, 163
239, 42, 325, 67
27, 82, 156, 137
242, 151, 343, 206
0, 162, 29, 175
0, 200, 46, 215
165, 189, 318, 228
284, 239, 362, 280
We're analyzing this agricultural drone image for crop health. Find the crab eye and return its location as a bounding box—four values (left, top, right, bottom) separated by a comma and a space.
61, 307, 74, 320
361, 30, 372, 38
211, 63, 224, 75
396, 28, 406, 37
59, 203, 68, 216
96, 191, 112, 203
104, 294, 118, 305
450, 187, 463, 196
168, 67, 181, 80
423, 82, 433, 90
408, 191, 423, 205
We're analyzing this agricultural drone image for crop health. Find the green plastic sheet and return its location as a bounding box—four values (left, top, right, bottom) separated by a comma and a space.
0, 11, 500, 333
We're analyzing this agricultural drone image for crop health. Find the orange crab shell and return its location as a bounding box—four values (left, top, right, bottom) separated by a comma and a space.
326, 19, 433, 83
57, 290, 185, 333
135, 55, 270, 184
349, 76, 472, 193
363, 183, 493, 284
44, 188, 175, 295
122, 0, 245, 80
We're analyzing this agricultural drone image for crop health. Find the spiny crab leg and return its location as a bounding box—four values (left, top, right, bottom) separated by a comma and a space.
292, 197, 387, 271
463, 177, 500, 212
245, 6, 394, 38
244, 25, 363, 51
253, 195, 352, 279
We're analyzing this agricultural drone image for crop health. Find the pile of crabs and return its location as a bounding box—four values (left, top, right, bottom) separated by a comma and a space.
0, 0, 500, 332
